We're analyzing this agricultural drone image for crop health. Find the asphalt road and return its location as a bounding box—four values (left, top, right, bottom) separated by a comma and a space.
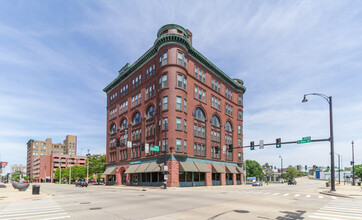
0, 178, 361, 220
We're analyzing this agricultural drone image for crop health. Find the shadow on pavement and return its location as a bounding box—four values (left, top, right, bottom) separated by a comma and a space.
207, 210, 249, 220
0, 185, 6, 188
276, 210, 306, 220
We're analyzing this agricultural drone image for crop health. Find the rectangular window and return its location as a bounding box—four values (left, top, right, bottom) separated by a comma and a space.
163, 96, 168, 110
162, 52, 168, 65
177, 74, 183, 88
184, 140, 187, 153
163, 118, 168, 131
184, 99, 187, 113
238, 110, 243, 120
177, 52, 183, 65
162, 138, 168, 152
202, 145, 205, 156
238, 125, 242, 134
176, 96, 182, 111
238, 96, 242, 105
194, 144, 197, 155
176, 118, 182, 130
183, 77, 187, 90
162, 74, 168, 88
195, 67, 198, 78
184, 120, 187, 132
238, 152, 242, 161
238, 138, 242, 147
176, 139, 182, 152
183, 56, 187, 68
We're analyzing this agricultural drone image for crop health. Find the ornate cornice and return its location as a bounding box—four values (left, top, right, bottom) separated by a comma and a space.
104, 30, 246, 94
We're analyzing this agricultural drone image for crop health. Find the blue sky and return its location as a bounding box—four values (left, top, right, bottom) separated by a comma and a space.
1, 0, 361, 173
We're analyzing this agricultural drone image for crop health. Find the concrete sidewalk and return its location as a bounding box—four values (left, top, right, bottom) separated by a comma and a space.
320, 183, 362, 198
0, 184, 50, 202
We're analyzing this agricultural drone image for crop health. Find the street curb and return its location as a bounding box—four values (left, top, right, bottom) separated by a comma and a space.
320, 191, 353, 198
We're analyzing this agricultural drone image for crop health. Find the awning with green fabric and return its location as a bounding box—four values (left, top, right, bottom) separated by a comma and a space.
226, 165, 238, 174
212, 164, 226, 173
179, 161, 199, 172
194, 162, 211, 172
103, 167, 116, 175
125, 164, 140, 174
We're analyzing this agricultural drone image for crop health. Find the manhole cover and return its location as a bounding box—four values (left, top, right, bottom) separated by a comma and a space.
89, 207, 102, 210
80, 202, 91, 204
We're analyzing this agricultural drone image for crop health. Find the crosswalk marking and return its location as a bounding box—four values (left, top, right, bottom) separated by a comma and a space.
306, 195, 311, 198
283, 193, 289, 196
0, 198, 70, 220
309, 199, 362, 220
319, 195, 323, 199
294, 194, 300, 197
272, 193, 279, 195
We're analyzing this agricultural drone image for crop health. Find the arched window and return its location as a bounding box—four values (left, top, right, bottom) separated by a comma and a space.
211, 115, 220, 127
120, 118, 128, 130
110, 123, 117, 134
146, 105, 155, 119
225, 121, 233, 132
132, 112, 141, 125
194, 108, 205, 122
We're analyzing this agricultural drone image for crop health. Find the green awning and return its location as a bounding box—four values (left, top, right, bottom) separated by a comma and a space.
125, 164, 140, 174
103, 167, 116, 175
194, 162, 211, 172
226, 165, 238, 174
212, 164, 226, 173
179, 162, 199, 172
134, 163, 150, 173
145, 162, 164, 172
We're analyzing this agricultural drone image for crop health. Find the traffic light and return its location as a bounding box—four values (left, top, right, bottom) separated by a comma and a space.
141, 142, 145, 151
116, 137, 121, 147
215, 147, 219, 154
276, 138, 281, 148
250, 141, 255, 150
305, 165, 307, 170
228, 145, 233, 152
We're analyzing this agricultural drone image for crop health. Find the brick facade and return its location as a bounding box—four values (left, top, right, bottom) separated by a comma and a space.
104, 24, 246, 187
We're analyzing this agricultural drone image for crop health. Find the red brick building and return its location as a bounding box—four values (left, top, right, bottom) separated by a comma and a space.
103, 24, 246, 187
31, 154, 86, 183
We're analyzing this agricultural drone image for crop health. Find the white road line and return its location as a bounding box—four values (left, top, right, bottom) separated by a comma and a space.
309, 215, 342, 220
319, 195, 323, 199
39, 216, 71, 220
332, 196, 337, 200
322, 207, 362, 212
263, 192, 270, 194
0, 210, 66, 218
0, 207, 63, 214
272, 193, 279, 195
306, 195, 311, 198
294, 194, 300, 197
283, 193, 289, 196
317, 210, 362, 216
310, 212, 362, 219
3, 213, 70, 220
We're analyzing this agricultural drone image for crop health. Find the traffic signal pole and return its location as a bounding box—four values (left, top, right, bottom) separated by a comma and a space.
243, 138, 330, 149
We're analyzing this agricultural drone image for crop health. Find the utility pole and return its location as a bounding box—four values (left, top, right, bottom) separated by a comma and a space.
352, 141, 355, 186
279, 155, 283, 181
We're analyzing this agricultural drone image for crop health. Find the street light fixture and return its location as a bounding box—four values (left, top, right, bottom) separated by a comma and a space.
279, 155, 283, 180
302, 93, 336, 191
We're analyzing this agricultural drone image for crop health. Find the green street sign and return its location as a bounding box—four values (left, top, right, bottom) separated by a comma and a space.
302, 136, 311, 141
150, 146, 159, 152
297, 139, 311, 144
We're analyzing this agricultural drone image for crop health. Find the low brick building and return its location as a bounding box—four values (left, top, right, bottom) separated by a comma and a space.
103, 24, 246, 187
32, 154, 86, 183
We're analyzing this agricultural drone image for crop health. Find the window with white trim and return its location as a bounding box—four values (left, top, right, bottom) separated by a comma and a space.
176, 118, 182, 130
176, 96, 182, 111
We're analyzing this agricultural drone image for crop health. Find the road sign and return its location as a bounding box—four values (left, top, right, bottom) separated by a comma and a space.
164, 165, 168, 171
297, 136, 311, 144
259, 140, 264, 149
145, 143, 149, 154
150, 146, 159, 152
164, 174, 168, 180
127, 141, 132, 148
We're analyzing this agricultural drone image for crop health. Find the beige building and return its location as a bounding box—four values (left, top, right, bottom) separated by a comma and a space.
27, 135, 77, 177
10, 164, 26, 174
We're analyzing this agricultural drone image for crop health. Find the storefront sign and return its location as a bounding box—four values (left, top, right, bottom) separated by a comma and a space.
145, 143, 149, 154
130, 161, 141, 165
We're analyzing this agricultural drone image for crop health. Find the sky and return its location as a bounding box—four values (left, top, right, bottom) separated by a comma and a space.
0, 0, 361, 173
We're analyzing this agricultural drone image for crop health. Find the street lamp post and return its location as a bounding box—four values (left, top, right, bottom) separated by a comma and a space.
59, 162, 62, 184
157, 112, 168, 189
44, 165, 47, 183
352, 141, 355, 186
86, 149, 90, 184
302, 93, 336, 191
279, 155, 283, 181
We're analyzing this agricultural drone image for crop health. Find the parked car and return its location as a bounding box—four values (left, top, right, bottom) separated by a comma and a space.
288, 179, 297, 185
252, 181, 263, 187
75, 181, 88, 187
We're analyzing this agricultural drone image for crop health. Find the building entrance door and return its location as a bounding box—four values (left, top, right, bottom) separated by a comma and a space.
122, 172, 126, 185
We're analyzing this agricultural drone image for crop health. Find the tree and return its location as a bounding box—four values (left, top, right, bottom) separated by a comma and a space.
262, 163, 274, 181
355, 164, 362, 180
88, 154, 106, 181
246, 160, 264, 180
284, 167, 299, 180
